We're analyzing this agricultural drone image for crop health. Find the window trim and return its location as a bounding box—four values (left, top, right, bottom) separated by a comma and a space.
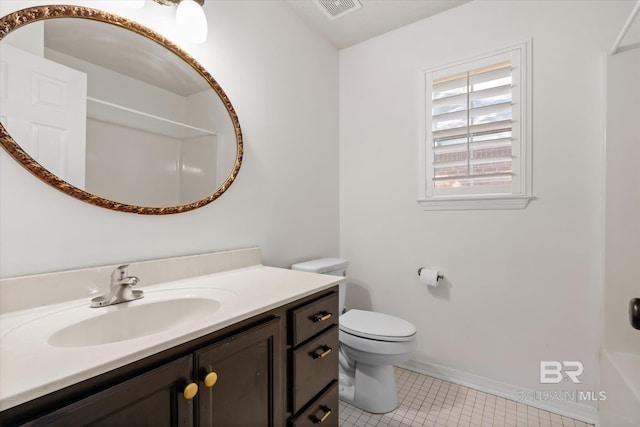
418, 40, 533, 211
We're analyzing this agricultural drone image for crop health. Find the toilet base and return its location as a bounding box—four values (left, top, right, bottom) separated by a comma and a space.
339, 363, 398, 414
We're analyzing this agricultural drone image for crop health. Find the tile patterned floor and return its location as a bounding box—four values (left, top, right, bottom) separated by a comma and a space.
339, 367, 595, 427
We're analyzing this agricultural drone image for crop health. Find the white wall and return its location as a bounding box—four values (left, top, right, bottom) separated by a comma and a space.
339, 0, 634, 415
604, 48, 640, 355
0, 0, 340, 277
186, 88, 236, 191
85, 119, 183, 206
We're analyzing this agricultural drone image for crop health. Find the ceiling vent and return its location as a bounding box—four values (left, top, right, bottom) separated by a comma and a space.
312, 0, 363, 21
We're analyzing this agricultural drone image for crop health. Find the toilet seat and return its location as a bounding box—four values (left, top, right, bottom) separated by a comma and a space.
340, 309, 416, 342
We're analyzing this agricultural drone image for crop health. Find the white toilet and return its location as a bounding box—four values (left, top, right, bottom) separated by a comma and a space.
291, 258, 417, 414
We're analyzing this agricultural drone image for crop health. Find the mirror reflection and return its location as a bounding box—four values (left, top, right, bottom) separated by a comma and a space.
0, 7, 242, 213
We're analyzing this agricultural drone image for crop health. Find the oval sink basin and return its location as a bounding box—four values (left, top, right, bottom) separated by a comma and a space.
48, 297, 221, 347
2, 287, 236, 349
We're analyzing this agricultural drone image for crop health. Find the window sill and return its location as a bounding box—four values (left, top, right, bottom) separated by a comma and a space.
418, 194, 534, 211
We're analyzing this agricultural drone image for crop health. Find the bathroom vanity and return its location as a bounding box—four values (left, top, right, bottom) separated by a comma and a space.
0, 248, 341, 426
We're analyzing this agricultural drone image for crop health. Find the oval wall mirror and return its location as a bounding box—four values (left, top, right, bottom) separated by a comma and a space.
0, 5, 243, 214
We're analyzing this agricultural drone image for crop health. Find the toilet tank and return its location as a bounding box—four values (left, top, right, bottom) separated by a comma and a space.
291, 258, 348, 313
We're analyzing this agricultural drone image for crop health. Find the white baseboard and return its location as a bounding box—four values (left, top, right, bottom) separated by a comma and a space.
399, 359, 599, 425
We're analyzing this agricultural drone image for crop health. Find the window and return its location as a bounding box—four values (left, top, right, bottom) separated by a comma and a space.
419, 41, 532, 210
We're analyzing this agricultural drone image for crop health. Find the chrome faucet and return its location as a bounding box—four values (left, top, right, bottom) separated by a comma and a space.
91, 264, 144, 307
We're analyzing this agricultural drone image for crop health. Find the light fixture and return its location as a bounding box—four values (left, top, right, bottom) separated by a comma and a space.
152, 0, 207, 44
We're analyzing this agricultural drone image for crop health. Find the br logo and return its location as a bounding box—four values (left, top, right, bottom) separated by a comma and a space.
540, 361, 584, 384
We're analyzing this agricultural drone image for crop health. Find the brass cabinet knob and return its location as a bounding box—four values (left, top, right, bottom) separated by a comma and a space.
204, 371, 218, 388
183, 382, 198, 400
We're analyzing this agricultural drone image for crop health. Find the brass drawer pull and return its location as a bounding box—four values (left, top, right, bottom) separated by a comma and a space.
311, 311, 332, 323
310, 405, 332, 423
311, 345, 332, 359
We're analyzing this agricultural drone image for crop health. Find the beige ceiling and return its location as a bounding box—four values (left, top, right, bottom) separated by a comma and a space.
284, 0, 471, 49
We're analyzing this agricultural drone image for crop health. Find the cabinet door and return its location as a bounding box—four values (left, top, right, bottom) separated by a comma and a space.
196, 317, 282, 427
24, 356, 194, 427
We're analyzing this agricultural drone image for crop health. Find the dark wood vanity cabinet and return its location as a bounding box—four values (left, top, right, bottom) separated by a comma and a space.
287, 292, 340, 427
0, 287, 338, 427
17, 318, 281, 427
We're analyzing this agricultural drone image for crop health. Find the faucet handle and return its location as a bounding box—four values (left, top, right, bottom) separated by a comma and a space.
111, 264, 130, 282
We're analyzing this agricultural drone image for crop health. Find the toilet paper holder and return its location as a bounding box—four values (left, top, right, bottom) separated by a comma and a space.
417, 268, 443, 281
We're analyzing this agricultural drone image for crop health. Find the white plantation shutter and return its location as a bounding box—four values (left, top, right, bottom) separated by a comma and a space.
420, 42, 532, 209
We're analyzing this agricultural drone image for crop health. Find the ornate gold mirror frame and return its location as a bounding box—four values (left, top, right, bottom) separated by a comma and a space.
0, 5, 243, 215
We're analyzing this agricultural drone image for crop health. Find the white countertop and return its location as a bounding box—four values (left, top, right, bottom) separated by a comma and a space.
0, 264, 343, 411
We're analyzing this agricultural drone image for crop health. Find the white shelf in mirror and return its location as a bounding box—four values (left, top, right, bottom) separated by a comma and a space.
86, 97, 218, 140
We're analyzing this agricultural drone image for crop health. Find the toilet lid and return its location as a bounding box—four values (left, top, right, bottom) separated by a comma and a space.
339, 309, 416, 342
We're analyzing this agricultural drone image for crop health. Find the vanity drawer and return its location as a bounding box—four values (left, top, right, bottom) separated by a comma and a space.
289, 381, 338, 427
290, 325, 338, 414
290, 292, 338, 346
